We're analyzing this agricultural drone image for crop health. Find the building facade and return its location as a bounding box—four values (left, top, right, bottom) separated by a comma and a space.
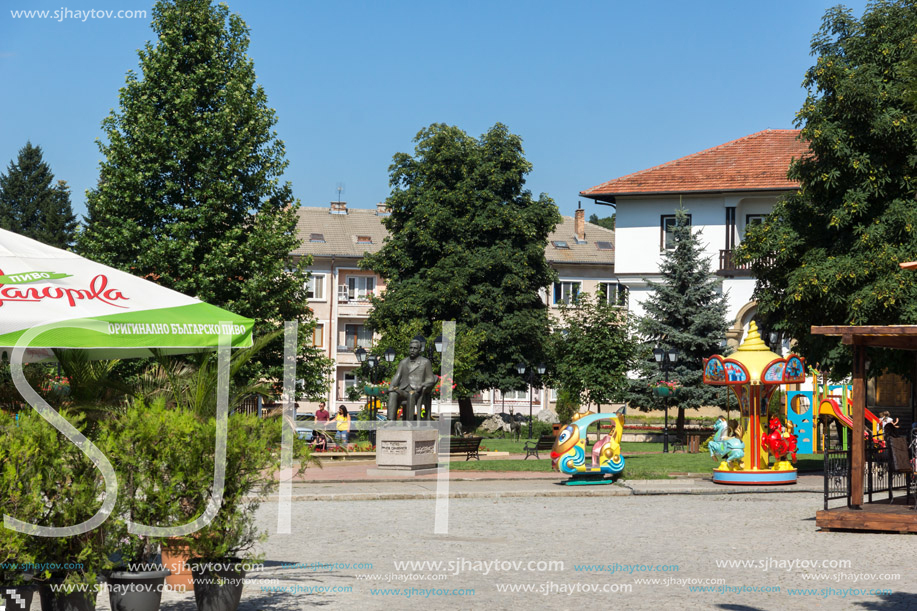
292, 201, 618, 415
580, 129, 808, 347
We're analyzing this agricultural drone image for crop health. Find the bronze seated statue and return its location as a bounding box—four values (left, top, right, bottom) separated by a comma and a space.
386, 338, 435, 421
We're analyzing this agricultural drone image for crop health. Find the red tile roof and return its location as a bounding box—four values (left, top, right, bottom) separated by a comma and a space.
580, 129, 809, 198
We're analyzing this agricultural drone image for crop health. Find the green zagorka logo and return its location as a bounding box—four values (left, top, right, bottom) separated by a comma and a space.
0, 271, 72, 284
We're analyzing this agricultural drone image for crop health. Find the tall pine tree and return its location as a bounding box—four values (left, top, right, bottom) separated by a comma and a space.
629, 206, 729, 432
77, 0, 328, 391
0, 142, 77, 249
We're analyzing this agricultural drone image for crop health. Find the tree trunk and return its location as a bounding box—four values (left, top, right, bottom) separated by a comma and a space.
458, 397, 475, 428
675, 406, 686, 436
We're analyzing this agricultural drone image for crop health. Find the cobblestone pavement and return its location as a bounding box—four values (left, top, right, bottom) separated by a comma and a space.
120, 485, 917, 611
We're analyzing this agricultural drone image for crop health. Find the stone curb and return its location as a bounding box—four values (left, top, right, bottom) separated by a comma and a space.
252, 478, 824, 502
257, 487, 633, 502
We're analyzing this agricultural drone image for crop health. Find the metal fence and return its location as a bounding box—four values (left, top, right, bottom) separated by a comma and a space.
824, 426, 913, 510
823, 428, 850, 509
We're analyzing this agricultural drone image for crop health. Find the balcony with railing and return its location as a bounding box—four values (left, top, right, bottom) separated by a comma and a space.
718, 249, 774, 277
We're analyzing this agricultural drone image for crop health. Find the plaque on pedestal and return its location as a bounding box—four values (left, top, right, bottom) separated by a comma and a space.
372, 429, 439, 475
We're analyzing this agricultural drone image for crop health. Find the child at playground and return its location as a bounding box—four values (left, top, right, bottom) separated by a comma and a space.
879, 411, 899, 437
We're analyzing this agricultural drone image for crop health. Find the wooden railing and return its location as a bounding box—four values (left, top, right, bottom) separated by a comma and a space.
718, 250, 774, 276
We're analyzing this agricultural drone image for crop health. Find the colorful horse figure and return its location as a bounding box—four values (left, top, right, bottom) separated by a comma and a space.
709, 416, 744, 470
761, 417, 797, 470
551, 410, 625, 482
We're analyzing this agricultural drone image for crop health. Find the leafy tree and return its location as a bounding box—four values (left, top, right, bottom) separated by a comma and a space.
350, 320, 485, 401
550, 291, 635, 412
588, 212, 615, 230
362, 123, 561, 425
77, 0, 330, 391
629, 206, 729, 433
0, 142, 77, 249
739, 1, 917, 378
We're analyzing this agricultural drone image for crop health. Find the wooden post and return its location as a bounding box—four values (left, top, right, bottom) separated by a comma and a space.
850, 344, 865, 509
912, 353, 917, 429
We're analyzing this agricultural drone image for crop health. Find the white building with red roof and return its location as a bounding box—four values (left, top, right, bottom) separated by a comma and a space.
580, 129, 810, 343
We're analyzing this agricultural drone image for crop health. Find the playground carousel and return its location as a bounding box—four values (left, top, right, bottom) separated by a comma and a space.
703, 321, 805, 485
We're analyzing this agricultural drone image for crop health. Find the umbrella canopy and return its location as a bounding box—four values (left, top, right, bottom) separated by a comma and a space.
0, 228, 253, 361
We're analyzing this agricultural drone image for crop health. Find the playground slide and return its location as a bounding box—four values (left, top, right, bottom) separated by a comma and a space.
818, 397, 882, 432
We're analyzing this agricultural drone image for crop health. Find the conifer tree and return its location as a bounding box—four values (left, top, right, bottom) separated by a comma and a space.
78, 0, 328, 391
0, 142, 77, 249
628, 206, 729, 432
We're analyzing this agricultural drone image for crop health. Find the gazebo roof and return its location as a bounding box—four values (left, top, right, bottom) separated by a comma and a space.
811, 325, 917, 350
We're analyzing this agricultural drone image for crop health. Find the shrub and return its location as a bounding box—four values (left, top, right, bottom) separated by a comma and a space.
554, 389, 579, 425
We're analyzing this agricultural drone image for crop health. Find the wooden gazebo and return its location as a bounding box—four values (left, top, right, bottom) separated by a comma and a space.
811, 325, 917, 532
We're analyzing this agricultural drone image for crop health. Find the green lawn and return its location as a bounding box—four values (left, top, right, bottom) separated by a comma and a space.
478, 438, 665, 454
448, 446, 826, 480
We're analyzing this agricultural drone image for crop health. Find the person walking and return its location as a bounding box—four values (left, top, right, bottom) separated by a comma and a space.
315, 402, 330, 422
334, 405, 351, 447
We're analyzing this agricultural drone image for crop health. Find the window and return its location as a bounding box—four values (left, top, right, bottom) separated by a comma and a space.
347, 276, 375, 301
552, 240, 570, 249
660, 214, 691, 251
744, 214, 766, 236
549, 388, 558, 402
309, 233, 325, 243
553, 281, 580, 304
595, 241, 613, 251
342, 371, 358, 397
306, 273, 325, 300
503, 389, 528, 400
309, 324, 324, 347
599, 282, 628, 308
356, 235, 373, 244
344, 324, 373, 349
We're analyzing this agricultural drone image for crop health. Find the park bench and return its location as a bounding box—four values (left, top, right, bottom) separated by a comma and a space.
523, 434, 555, 460
440, 436, 483, 461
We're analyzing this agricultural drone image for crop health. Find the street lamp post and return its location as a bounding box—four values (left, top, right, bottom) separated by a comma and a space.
653, 346, 679, 453
412, 333, 444, 419
356, 348, 397, 442
515, 362, 547, 439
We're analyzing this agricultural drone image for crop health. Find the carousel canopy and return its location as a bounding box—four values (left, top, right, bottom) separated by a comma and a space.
0, 228, 253, 362
703, 321, 805, 386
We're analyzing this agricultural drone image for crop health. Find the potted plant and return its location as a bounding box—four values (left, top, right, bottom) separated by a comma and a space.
0, 411, 43, 611
97, 398, 212, 611
170, 413, 313, 611
363, 380, 388, 396
651, 380, 681, 397
16, 409, 114, 611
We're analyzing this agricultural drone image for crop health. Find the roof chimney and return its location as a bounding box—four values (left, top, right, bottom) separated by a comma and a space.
330, 201, 347, 215
376, 202, 391, 216
574, 204, 585, 242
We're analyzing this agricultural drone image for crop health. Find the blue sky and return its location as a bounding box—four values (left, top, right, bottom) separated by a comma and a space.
0, 0, 869, 220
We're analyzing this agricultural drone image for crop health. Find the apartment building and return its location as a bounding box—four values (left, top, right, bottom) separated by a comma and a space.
291, 201, 617, 415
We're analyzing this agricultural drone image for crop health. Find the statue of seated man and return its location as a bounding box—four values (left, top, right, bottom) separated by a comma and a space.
387, 339, 435, 421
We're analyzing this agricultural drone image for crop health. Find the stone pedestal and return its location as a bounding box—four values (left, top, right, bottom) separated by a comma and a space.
373, 429, 438, 473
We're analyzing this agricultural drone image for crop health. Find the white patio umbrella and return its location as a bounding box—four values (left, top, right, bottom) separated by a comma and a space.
0, 228, 253, 361
0, 228, 260, 538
